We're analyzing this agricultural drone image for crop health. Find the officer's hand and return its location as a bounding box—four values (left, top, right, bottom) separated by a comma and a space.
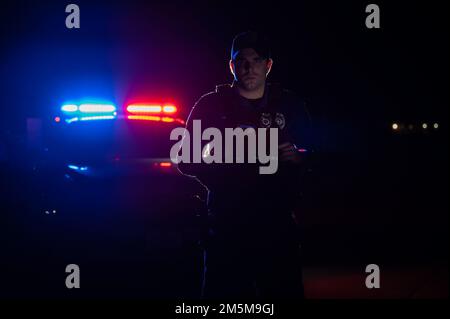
279, 142, 302, 164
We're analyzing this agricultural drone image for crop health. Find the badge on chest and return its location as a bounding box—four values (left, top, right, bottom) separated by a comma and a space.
260, 112, 286, 129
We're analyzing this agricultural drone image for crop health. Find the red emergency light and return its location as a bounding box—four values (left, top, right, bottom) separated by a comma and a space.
126, 104, 178, 114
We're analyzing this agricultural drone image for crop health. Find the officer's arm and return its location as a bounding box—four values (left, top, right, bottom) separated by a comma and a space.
177, 93, 235, 191
177, 97, 204, 178
177, 93, 220, 182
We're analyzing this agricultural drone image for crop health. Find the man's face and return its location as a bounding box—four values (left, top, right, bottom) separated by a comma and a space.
230, 48, 272, 92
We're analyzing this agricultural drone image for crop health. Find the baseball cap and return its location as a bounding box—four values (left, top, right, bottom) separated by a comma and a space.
230, 31, 271, 60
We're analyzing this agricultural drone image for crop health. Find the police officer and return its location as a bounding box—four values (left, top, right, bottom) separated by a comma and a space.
178, 31, 312, 299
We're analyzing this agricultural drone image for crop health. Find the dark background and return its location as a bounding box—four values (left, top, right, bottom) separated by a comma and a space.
0, 0, 448, 298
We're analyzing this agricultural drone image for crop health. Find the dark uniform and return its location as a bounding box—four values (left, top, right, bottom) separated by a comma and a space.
178, 82, 311, 299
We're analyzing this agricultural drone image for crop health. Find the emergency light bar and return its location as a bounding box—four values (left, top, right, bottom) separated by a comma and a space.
79, 115, 116, 121
127, 115, 185, 124
78, 104, 116, 113
126, 104, 177, 114
61, 104, 78, 112
162, 105, 177, 113
60, 102, 117, 123
58, 101, 181, 124
61, 103, 117, 114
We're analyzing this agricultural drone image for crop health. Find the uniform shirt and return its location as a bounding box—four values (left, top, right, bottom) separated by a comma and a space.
178, 82, 312, 240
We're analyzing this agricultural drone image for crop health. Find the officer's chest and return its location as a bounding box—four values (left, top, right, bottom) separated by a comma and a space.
218, 101, 287, 132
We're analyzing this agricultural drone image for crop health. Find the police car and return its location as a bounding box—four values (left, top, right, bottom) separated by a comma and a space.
19, 100, 205, 297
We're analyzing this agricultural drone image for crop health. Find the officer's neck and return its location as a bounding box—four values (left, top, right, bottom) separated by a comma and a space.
235, 82, 266, 100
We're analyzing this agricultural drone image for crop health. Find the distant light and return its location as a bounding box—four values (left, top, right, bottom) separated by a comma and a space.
392, 123, 399, 130
127, 105, 162, 113
79, 104, 116, 113
61, 104, 78, 112
422, 123, 428, 129
162, 105, 177, 113
433, 123, 439, 129
298, 148, 308, 153
408, 124, 414, 130
54, 116, 61, 123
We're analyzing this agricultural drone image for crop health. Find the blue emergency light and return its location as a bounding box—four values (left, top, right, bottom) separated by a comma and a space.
60, 102, 117, 123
